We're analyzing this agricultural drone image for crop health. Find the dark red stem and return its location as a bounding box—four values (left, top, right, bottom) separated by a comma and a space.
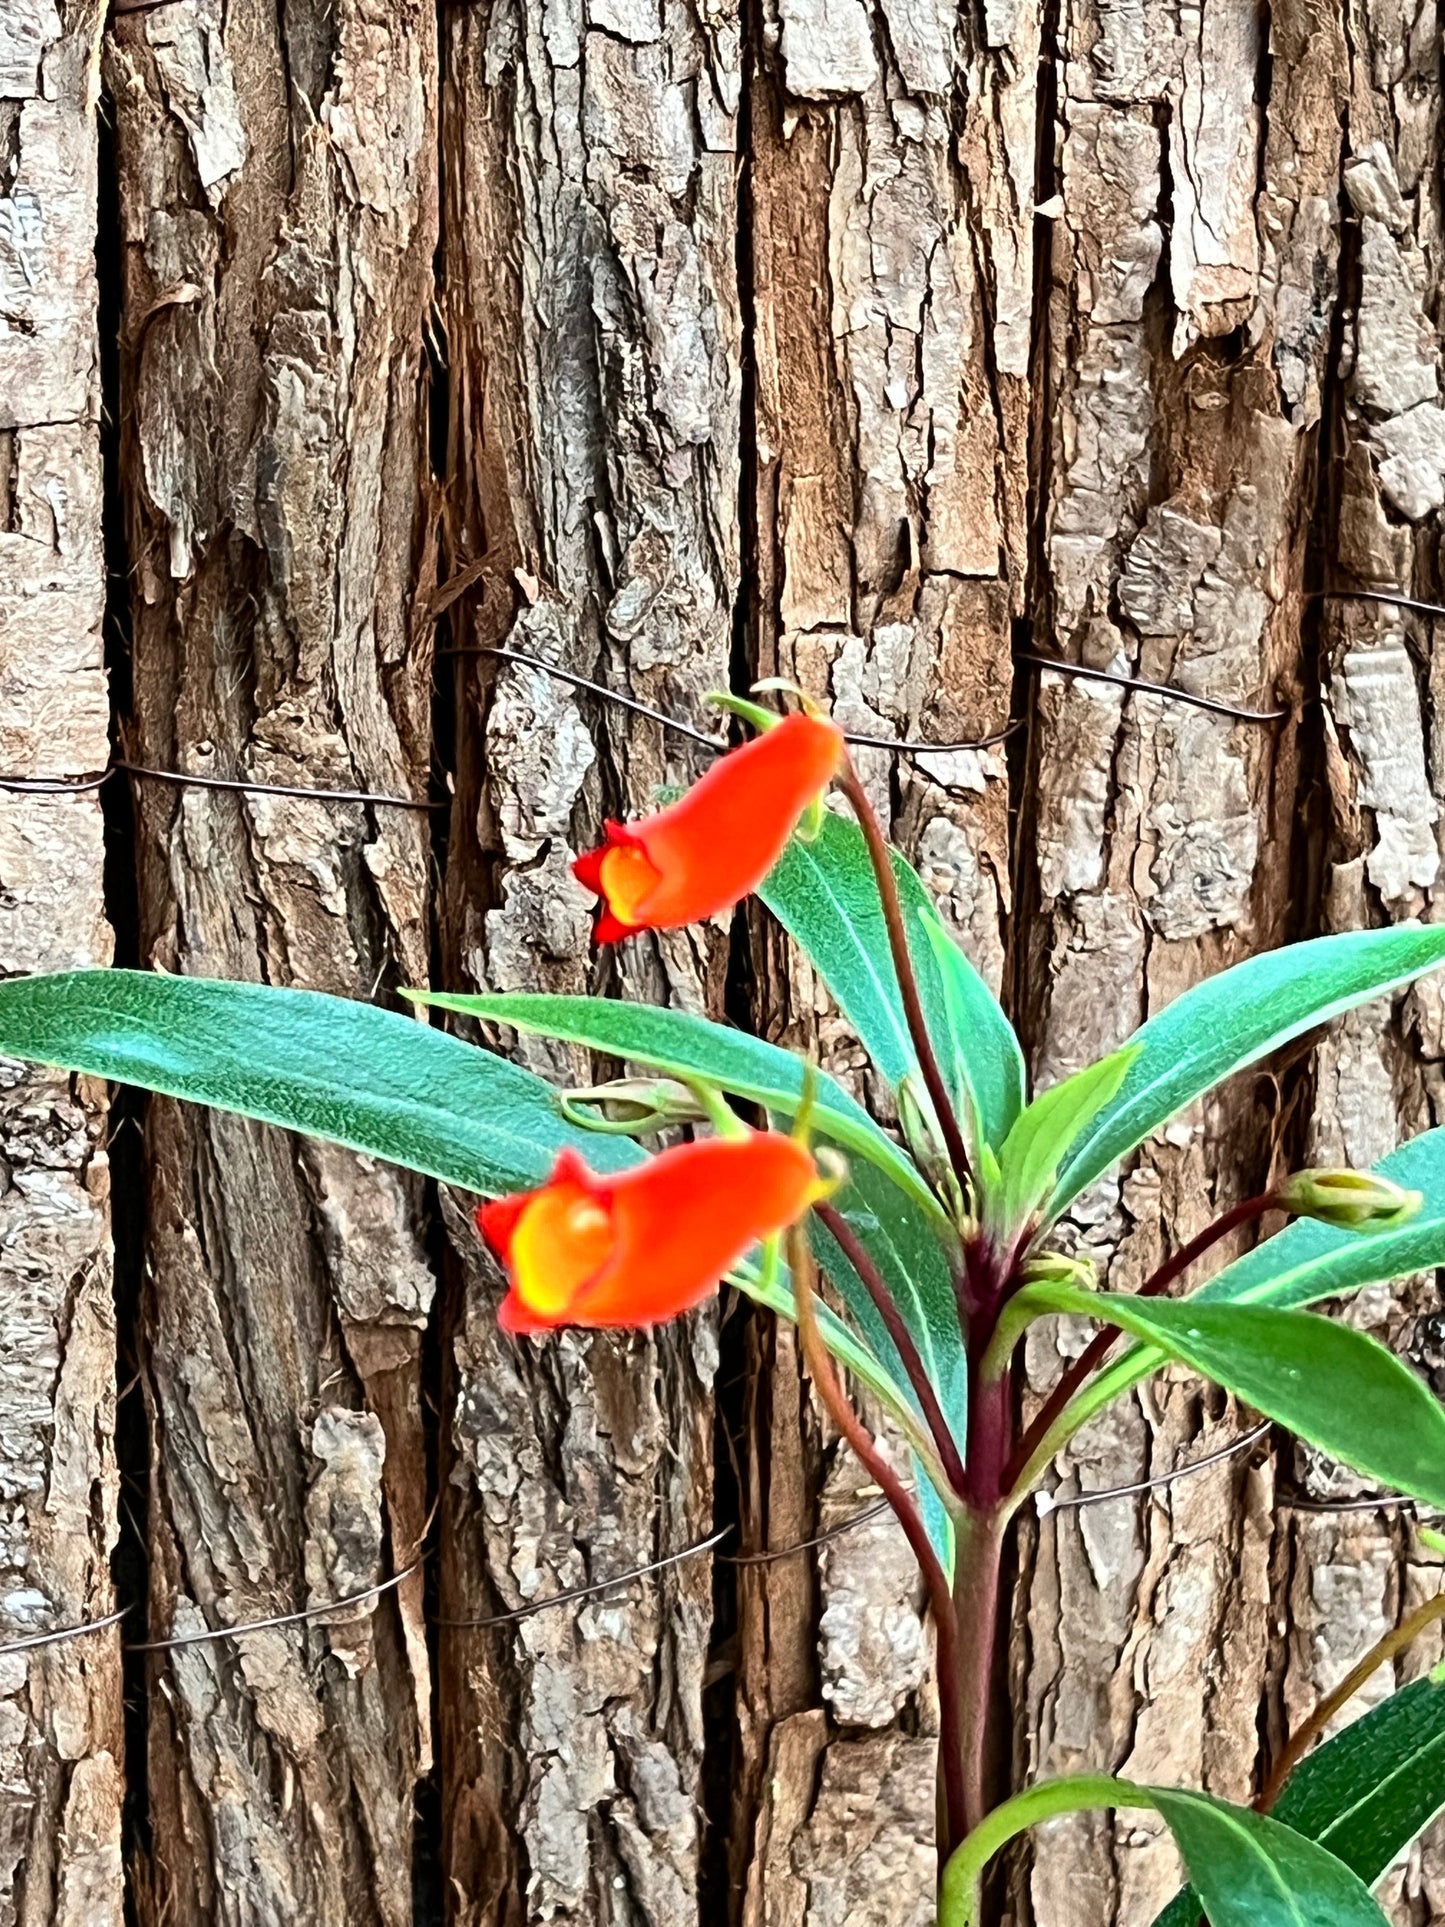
816, 1200, 968, 1496
837, 764, 973, 1199
790, 1228, 970, 1857
1002, 1190, 1281, 1492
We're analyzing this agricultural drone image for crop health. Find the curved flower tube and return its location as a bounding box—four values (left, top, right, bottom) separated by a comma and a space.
573, 711, 845, 942
479, 1134, 824, 1333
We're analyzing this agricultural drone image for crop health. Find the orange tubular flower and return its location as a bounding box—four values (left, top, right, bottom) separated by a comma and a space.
479, 1135, 823, 1334
573, 711, 845, 943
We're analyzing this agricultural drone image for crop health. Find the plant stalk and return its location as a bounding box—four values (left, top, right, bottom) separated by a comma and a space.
953, 1503, 1007, 1837
1002, 1190, 1280, 1493
837, 762, 973, 1197
816, 1200, 968, 1495
789, 1226, 971, 1856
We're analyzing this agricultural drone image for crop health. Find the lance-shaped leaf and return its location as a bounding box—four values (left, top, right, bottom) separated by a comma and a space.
917, 904, 1026, 1152
758, 810, 1024, 1145
405, 987, 944, 1225
814, 1154, 969, 1435
1050, 926, 1445, 1217
1051, 1288, 1445, 1508
990, 1046, 1139, 1243
1149, 1789, 1390, 1927
0, 969, 641, 1194
1150, 1673, 1445, 1927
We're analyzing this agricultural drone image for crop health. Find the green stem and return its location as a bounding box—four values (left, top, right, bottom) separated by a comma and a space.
939, 1776, 1148, 1925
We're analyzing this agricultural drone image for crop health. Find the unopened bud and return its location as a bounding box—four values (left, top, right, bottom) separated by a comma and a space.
1019, 1249, 1097, 1292
1277, 1168, 1422, 1230
559, 1077, 709, 1135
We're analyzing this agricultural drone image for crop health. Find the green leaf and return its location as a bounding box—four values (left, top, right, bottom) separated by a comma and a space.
1082, 1293, 1445, 1508
0, 969, 641, 1195
1150, 1675, 1445, 1927
992, 1047, 1139, 1241
1197, 1127, 1445, 1313
1051, 926, 1445, 1217
405, 987, 944, 1228
758, 811, 1023, 1144
757, 811, 934, 1088
940, 1775, 1387, 1927
815, 1155, 968, 1436
1149, 1788, 1390, 1927
918, 907, 1026, 1151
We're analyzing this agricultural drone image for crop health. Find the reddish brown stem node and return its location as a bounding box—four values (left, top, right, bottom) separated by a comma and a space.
1001, 1191, 1281, 1493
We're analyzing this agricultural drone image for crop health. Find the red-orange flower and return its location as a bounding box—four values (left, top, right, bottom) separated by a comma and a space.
479, 1134, 823, 1334
573, 711, 845, 942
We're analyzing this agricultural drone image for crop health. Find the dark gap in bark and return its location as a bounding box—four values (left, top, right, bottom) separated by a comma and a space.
97, 75, 151, 1920
1004, 0, 1061, 1051
414, 19, 455, 1912
700, 13, 766, 1921
999, 5, 1060, 1919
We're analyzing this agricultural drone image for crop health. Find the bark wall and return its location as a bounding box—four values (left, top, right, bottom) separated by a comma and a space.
0, 0, 122, 1919
3, 0, 1444, 1919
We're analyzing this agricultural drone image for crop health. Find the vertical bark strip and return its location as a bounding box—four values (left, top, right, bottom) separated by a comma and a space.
105, 0, 438, 1916
738, 0, 1028, 1912
436, 0, 740, 1917
1307, 2, 1445, 1915
0, 0, 122, 1919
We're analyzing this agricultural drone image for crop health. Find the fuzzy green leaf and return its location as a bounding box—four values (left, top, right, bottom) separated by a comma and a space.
758, 810, 1023, 1143
1051, 927, 1445, 1217
0, 969, 640, 1194
405, 987, 943, 1225
992, 1047, 1139, 1241
1149, 1789, 1389, 1927
1082, 1293, 1445, 1508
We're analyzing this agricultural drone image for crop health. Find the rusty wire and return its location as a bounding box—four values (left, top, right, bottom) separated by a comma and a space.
0, 1422, 1405, 1658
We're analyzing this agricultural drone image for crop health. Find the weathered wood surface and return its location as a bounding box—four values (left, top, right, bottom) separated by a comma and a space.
103, 0, 438, 1917
0, 0, 121, 1919
1, 0, 1442, 1916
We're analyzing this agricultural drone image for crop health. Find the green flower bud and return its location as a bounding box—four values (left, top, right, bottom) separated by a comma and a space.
1019, 1249, 1097, 1292
1277, 1168, 1422, 1230
559, 1077, 710, 1135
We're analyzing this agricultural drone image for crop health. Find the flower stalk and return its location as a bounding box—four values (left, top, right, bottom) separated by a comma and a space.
814, 1199, 968, 1496
837, 761, 974, 1201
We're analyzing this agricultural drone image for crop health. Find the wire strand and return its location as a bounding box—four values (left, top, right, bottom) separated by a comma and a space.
124, 1558, 422, 1652
1035, 1420, 1273, 1517
1020, 653, 1289, 723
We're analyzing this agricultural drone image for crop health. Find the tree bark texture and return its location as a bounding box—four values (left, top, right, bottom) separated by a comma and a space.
0, 0, 122, 1920
2, 0, 1444, 1920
